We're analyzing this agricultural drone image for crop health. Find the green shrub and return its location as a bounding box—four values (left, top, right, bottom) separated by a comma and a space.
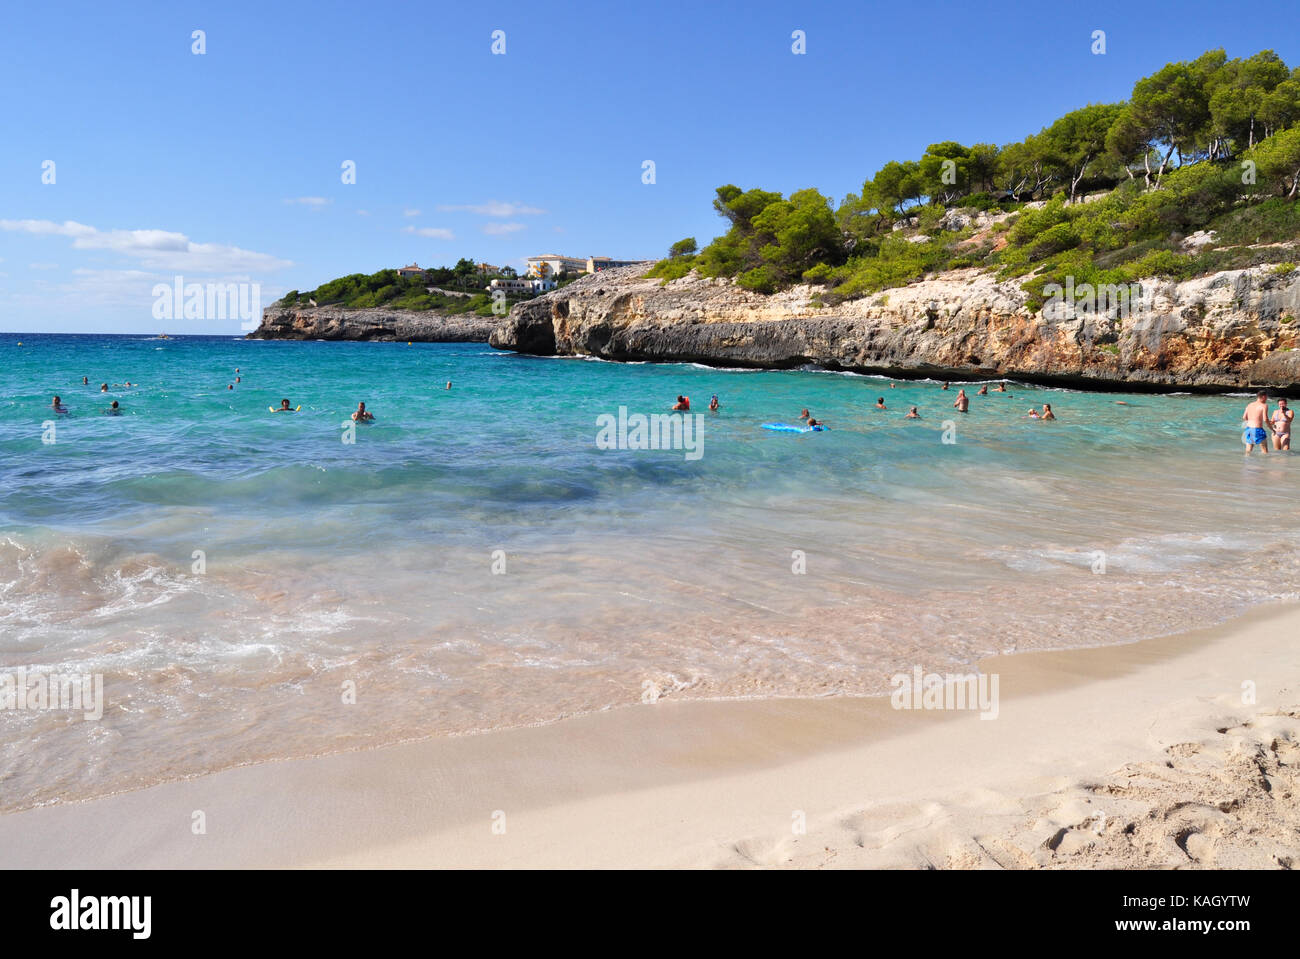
646, 257, 696, 283
959, 192, 1001, 212
1029, 222, 1082, 260
1210, 198, 1300, 245
802, 262, 836, 285
737, 265, 780, 294
917, 204, 946, 234
1008, 197, 1070, 246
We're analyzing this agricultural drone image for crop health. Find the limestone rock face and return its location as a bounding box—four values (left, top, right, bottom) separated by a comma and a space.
247, 305, 496, 342
488, 264, 1300, 392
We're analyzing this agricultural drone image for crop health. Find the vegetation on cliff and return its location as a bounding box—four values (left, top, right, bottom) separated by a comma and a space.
649, 49, 1300, 306
276, 258, 530, 315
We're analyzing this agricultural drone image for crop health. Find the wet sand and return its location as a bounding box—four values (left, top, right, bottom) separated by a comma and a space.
2, 602, 1297, 869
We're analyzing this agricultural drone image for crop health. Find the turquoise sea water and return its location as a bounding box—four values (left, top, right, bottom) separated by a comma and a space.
1, 333, 1298, 809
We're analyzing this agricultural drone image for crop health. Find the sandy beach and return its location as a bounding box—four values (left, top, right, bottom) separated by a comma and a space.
2, 601, 1296, 870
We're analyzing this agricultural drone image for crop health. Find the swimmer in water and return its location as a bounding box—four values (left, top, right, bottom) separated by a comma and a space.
51, 395, 69, 414
942, 382, 950, 391
994, 383, 1007, 393
807, 417, 826, 429
875, 397, 887, 410
105, 400, 121, 415
708, 394, 719, 412
235, 376, 241, 383
1027, 407, 1040, 418
274, 398, 295, 413
672, 395, 690, 411
228, 384, 234, 390
1272, 397, 1292, 450
905, 406, 920, 419
100, 383, 108, 392
977, 384, 988, 395
953, 389, 969, 413
81, 376, 88, 385
1041, 403, 1056, 420
446, 381, 452, 390
1242, 391, 1273, 454
351, 401, 374, 422
799, 408, 811, 421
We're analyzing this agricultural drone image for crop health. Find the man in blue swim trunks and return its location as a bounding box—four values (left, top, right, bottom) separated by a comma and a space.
1242, 391, 1273, 454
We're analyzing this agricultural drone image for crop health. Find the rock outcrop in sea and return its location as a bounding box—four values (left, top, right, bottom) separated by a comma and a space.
247, 305, 497, 342
488, 264, 1300, 392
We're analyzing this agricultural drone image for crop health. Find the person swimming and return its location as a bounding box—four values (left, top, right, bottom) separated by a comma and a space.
953, 389, 969, 413
1027, 407, 1040, 418
994, 383, 1007, 393
351, 401, 375, 422
51, 395, 69, 414
941, 382, 950, 391
708, 394, 719, 412
905, 406, 920, 419
799, 408, 811, 421
672, 395, 690, 411
81, 376, 88, 385
105, 400, 121, 415
446, 381, 452, 390
875, 397, 887, 410
1271, 397, 1292, 450
807, 417, 826, 429
1041, 403, 1056, 420
977, 384, 988, 395
274, 398, 295, 413
100, 383, 108, 392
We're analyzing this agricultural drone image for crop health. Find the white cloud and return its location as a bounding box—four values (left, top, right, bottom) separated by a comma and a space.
67, 268, 160, 305
0, 219, 292, 273
403, 208, 421, 217
56, 268, 272, 313
402, 226, 455, 240
438, 201, 546, 217
284, 197, 331, 206
483, 222, 526, 236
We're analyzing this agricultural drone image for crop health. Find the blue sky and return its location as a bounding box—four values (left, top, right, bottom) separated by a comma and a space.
3, 0, 1298, 333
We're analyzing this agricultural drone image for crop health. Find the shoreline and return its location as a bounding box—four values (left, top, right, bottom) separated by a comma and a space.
491, 335, 1300, 398
3, 601, 1297, 868
15, 329, 1295, 397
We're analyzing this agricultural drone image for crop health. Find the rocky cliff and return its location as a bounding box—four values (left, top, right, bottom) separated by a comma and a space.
247, 305, 496, 342
488, 264, 1300, 392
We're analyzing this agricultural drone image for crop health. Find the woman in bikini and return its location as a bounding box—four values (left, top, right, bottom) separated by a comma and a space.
1272, 398, 1292, 450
